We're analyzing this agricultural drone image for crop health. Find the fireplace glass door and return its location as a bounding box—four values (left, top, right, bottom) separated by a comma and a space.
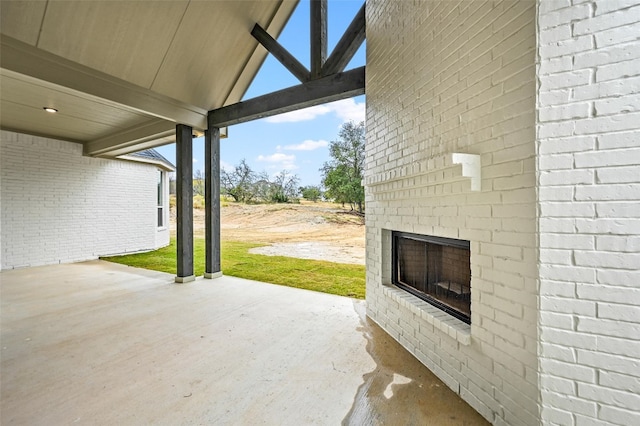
392, 232, 471, 324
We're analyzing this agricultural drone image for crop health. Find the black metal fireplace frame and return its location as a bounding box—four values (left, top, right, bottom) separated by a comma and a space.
392, 231, 471, 324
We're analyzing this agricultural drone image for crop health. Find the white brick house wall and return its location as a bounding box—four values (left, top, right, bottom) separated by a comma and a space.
537, 1, 640, 425
366, 1, 538, 424
0, 130, 170, 270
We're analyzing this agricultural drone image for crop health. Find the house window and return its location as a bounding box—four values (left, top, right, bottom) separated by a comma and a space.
157, 170, 164, 228
392, 232, 471, 324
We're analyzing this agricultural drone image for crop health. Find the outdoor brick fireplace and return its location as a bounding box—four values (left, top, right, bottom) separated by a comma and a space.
392, 232, 471, 324
365, 0, 540, 423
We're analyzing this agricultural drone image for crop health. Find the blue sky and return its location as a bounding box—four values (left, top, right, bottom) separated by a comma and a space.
155, 0, 366, 187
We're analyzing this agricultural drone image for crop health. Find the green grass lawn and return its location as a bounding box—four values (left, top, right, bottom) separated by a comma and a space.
102, 238, 365, 299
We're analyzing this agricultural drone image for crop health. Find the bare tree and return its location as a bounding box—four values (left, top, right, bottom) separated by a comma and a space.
193, 169, 205, 196
220, 159, 257, 202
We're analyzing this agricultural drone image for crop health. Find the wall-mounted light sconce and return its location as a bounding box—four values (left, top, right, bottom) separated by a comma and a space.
43, 107, 58, 113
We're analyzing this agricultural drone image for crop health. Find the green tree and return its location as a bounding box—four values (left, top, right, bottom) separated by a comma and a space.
300, 185, 322, 202
321, 121, 365, 213
267, 170, 300, 203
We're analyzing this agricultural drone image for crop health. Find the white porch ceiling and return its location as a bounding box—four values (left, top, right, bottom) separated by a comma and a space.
0, 0, 298, 156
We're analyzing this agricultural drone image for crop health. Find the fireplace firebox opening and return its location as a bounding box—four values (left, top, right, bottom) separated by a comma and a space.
392, 232, 471, 324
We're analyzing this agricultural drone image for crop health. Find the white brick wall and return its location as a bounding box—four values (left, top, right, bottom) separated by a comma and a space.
366, 1, 538, 424
0, 130, 170, 270
538, 1, 640, 425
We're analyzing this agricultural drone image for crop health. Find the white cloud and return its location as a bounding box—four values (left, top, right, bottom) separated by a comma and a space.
283, 139, 328, 151
264, 98, 365, 124
257, 153, 298, 170
265, 104, 333, 123
220, 160, 233, 172
193, 158, 198, 163
330, 98, 366, 123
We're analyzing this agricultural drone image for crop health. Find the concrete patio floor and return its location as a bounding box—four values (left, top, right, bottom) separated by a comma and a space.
1, 261, 488, 425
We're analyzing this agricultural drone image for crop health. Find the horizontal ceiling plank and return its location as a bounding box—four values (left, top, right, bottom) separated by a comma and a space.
209, 66, 365, 128
84, 119, 176, 157
251, 24, 309, 83
321, 3, 366, 76
1, 35, 207, 130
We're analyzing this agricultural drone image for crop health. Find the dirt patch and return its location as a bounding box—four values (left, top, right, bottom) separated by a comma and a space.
172, 201, 365, 265
249, 241, 365, 265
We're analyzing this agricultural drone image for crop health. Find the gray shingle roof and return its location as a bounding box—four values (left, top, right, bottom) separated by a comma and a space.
127, 148, 175, 171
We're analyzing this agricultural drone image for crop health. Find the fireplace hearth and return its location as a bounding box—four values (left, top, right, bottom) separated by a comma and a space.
392, 232, 471, 324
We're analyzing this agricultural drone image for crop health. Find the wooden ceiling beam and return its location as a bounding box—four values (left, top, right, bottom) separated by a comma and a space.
321, 3, 366, 76
310, 0, 328, 79
208, 66, 364, 128
251, 24, 310, 83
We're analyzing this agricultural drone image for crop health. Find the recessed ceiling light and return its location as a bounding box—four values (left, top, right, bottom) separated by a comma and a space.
43, 107, 58, 113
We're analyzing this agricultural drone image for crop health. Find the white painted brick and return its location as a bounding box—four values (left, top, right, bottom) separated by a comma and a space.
596, 166, 640, 184
539, 22, 572, 45
539, 169, 594, 185
538, 153, 574, 170
575, 183, 640, 201
541, 309, 575, 329
574, 75, 640, 100
539, 56, 574, 75
537, 121, 575, 139
540, 70, 593, 91
598, 302, 640, 322
540, 234, 594, 249
540, 390, 598, 417
596, 56, 640, 81
575, 147, 640, 168
574, 5, 640, 35
573, 414, 604, 426
539, 3, 592, 29
575, 218, 640, 235
574, 42, 640, 71
540, 265, 595, 284
595, 202, 640, 217
1, 131, 169, 269
540, 248, 573, 265
597, 269, 640, 287
539, 217, 576, 233
597, 130, 639, 149
594, 93, 640, 116
577, 317, 640, 340
599, 370, 640, 394
599, 405, 640, 426
577, 284, 640, 304
540, 34, 594, 59
578, 383, 640, 410
540, 281, 577, 298
539, 102, 592, 122
577, 348, 640, 376
595, 0, 640, 15
540, 358, 596, 384
540, 202, 595, 217
574, 112, 640, 135
541, 406, 574, 425
597, 335, 640, 359
539, 88, 572, 105
595, 21, 640, 48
